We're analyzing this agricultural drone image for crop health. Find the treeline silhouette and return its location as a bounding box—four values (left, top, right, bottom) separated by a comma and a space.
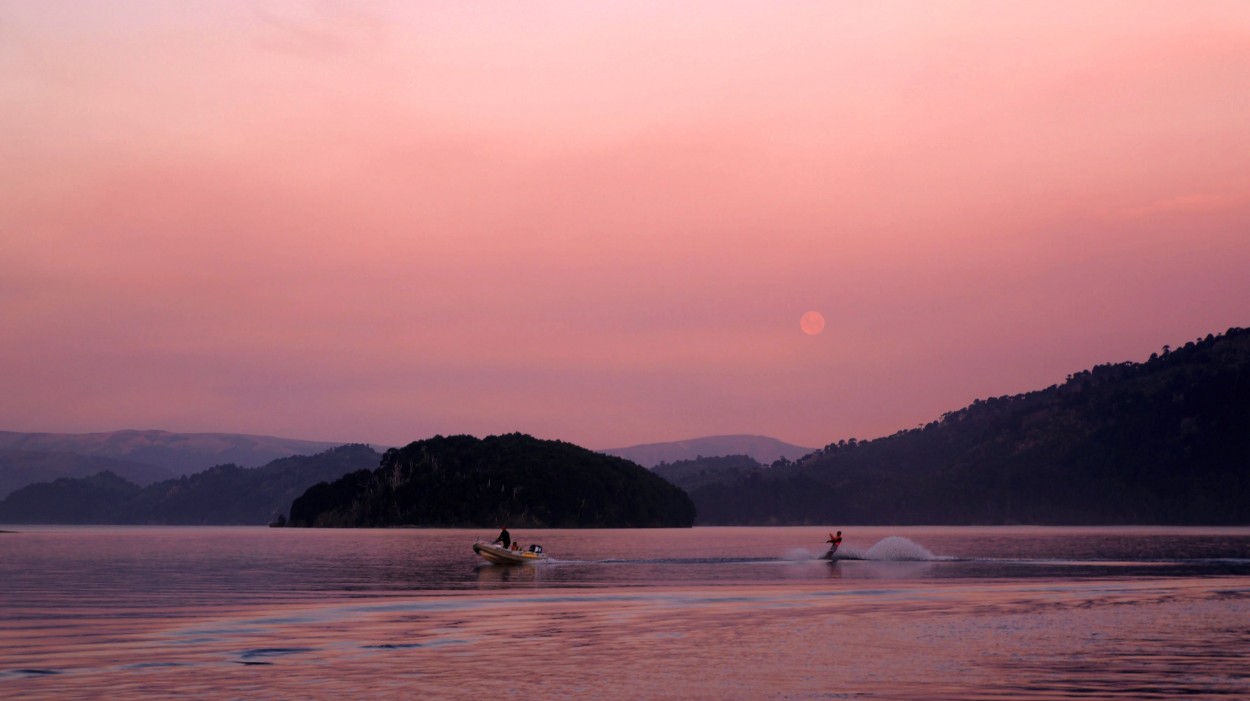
660, 328, 1250, 525
289, 433, 695, 528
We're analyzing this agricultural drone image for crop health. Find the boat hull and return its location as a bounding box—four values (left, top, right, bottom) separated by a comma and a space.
473, 542, 547, 565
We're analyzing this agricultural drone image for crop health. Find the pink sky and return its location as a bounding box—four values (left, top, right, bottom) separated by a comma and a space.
3, 1, 1249, 450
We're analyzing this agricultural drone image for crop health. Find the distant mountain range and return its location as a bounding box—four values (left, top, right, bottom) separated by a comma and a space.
0, 430, 348, 498
0, 430, 783, 526
0, 445, 382, 525
0, 434, 701, 527
601, 435, 815, 468
0, 429, 344, 473
0, 429, 810, 501
0, 449, 174, 499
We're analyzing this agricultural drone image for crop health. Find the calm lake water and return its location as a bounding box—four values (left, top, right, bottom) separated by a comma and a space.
2, 525, 1248, 700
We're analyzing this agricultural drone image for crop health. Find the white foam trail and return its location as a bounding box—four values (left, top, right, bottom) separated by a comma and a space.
833, 545, 867, 559
784, 547, 820, 561
786, 538, 938, 562
863, 536, 936, 561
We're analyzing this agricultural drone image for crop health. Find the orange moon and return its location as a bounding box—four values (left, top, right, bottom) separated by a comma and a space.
800, 311, 825, 335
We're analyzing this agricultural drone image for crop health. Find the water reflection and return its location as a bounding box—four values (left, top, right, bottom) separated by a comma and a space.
3, 526, 1250, 700
474, 564, 541, 588
4, 579, 1248, 700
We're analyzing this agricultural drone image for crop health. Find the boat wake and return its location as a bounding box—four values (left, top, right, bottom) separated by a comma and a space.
529, 538, 944, 568
588, 556, 778, 566
860, 536, 938, 561
801, 536, 941, 562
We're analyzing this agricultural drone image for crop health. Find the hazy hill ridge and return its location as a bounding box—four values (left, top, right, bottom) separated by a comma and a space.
601, 435, 815, 468
0, 430, 351, 499
670, 327, 1250, 525
0, 450, 173, 499
289, 433, 696, 528
0, 429, 346, 476
0, 445, 380, 525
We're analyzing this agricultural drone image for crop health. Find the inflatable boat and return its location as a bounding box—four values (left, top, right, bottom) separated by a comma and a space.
472, 541, 548, 565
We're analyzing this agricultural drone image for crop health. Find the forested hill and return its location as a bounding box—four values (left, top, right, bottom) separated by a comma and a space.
673, 327, 1250, 525
288, 433, 696, 528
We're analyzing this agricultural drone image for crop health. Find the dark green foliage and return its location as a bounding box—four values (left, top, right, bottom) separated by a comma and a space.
684, 327, 1250, 525
287, 433, 696, 528
0, 445, 381, 525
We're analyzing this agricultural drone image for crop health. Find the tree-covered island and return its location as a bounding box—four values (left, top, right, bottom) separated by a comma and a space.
288, 433, 696, 528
